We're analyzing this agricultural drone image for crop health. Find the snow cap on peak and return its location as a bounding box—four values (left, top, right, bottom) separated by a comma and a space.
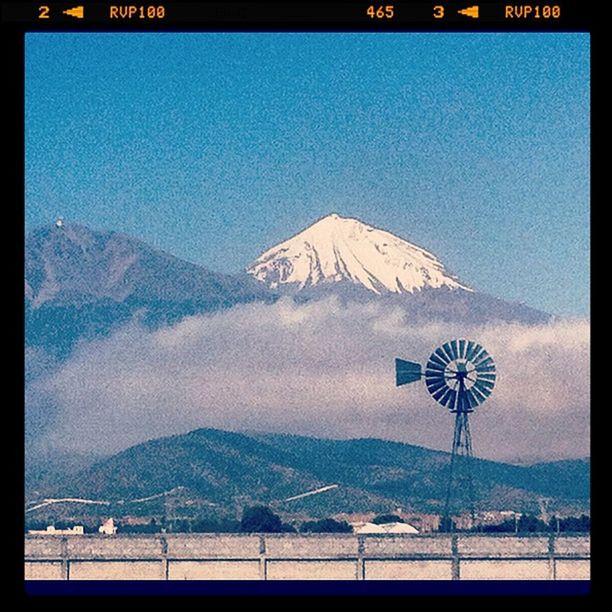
247, 213, 471, 295
313, 212, 343, 225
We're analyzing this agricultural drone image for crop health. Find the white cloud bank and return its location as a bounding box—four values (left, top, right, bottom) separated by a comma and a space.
28, 297, 590, 462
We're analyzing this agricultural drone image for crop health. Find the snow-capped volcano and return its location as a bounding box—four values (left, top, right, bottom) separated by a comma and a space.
247, 213, 471, 295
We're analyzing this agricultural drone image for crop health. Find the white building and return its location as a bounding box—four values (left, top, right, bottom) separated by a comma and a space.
353, 521, 419, 534
98, 518, 117, 535
28, 525, 84, 535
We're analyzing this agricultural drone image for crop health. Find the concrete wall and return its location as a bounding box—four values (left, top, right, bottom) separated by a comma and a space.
24, 533, 590, 581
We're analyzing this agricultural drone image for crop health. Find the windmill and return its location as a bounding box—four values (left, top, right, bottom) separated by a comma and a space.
395, 339, 496, 531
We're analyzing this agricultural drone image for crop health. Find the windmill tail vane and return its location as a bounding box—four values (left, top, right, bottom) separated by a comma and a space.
395, 358, 422, 386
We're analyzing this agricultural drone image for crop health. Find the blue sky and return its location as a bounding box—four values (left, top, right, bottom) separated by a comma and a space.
25, 33, 589, 316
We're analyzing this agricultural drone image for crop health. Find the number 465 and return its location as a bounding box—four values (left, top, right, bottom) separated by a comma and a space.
367, 5, 394, 19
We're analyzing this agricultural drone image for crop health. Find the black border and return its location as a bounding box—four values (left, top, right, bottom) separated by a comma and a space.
24, 579, 591, 596
6, 0, 594, 600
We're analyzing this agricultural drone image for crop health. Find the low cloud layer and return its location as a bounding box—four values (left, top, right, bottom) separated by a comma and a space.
27, 298, 590, 462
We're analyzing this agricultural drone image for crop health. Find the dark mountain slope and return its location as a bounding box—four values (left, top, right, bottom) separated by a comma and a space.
25, 224, 273, 356
29, 428, 589, 518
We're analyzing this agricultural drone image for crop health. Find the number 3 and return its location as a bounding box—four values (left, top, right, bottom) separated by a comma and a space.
433, 5, 444, 18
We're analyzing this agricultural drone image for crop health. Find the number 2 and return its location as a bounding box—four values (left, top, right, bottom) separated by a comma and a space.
38, 5, 50, 19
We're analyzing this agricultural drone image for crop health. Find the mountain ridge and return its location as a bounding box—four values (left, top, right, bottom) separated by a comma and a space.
24, 218, 552, 361
26, 223, 269, 309
26, 428, 589, 518
25, 223, 273, 356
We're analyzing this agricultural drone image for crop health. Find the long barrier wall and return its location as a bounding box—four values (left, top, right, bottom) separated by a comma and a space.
24, 533, 590, 580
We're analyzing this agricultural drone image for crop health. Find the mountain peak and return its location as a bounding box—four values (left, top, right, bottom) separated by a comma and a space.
247, 214, 471, 295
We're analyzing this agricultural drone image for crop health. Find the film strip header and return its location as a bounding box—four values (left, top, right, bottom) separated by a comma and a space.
1, 2, 589, 29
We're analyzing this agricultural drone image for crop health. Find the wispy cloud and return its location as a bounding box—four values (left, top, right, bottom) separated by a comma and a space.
27, 298, 590, 461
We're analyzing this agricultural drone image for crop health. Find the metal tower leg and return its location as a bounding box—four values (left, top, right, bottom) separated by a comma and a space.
462, 412, 476, 525
442, 411, 475, 532
443, 412, 462, 531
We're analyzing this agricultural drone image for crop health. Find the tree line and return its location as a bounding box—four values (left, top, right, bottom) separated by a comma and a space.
26, 507, 590, 534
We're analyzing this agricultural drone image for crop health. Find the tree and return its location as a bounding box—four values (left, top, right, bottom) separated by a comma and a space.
372, 514, 405, 525
557, 514, 590, 533
167, 519, 191, 533
191, 517, 240, 533
121, 518, 162, 534
25, 519, 47, 533
517, 514, 548, 533
301, 518, 353, 533
54, 520, 70, 530
240, 506, 287, 533
190, 518, 218, 533
480, 520, 516, 533
438, 516, 456, 532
